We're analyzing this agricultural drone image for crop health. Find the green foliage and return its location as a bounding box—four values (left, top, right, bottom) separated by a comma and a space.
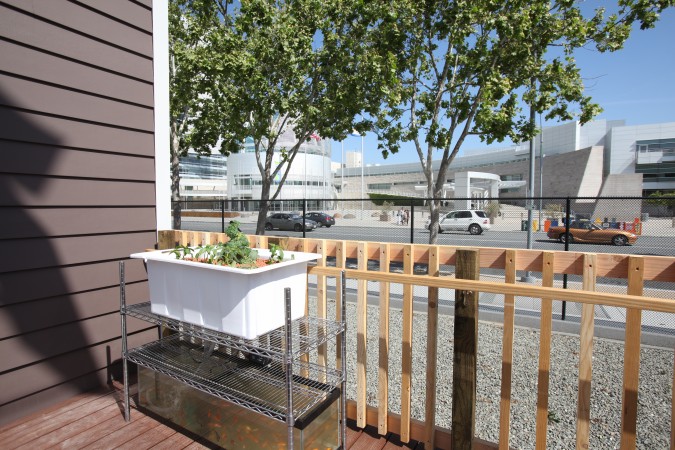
368, 193, 425, 207
484, 201, 501, 218
647, 191, 675, 213
548, 410, 560, 425
544, 203, 564, 220
368, 0, 672, 243
170, 0, 403, 234
170, 220, 285, 268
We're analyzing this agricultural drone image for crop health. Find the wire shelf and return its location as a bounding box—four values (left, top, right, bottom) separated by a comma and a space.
125, 302, 344, 360
127, 334, 341, 424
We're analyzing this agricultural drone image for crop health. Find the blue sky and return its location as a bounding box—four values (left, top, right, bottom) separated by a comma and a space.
333, 7, 675, 167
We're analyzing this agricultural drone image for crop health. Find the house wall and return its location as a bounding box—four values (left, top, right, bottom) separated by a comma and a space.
0, 0, 161, 425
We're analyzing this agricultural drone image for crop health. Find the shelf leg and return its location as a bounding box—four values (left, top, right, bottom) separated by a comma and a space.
340, 270, 347, 449
285, 287, 294, 450
119, 262, 130, 422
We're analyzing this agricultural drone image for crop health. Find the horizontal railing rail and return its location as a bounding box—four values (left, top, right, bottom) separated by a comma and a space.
157, 230, 675, 450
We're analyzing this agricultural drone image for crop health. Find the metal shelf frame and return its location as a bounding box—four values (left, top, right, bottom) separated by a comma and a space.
119, 262, 347, 450
127, 334, 341, 422
124, 302, 344, 361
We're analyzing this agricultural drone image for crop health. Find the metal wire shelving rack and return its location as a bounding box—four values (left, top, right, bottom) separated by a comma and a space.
119, 262, 347, 450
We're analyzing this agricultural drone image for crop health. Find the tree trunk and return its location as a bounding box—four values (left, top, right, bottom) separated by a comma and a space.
255, 180, 272, 235
428, 199, 441, 244
170, 122, 182, 230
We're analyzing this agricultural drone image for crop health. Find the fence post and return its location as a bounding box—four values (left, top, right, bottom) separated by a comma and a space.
410, 202, 415, 244
562, 197, 571, 320
221, 200, 225, 233
452, 249, 480, 450
302, 199, 307, 238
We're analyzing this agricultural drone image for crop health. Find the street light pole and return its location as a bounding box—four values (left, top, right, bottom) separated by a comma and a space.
360, 134, 364, 217
538, 127, 544, 231
522, 85, 536, 283
341, 140, 344, 199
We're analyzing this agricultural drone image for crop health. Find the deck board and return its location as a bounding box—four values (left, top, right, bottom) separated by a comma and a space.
15, 403, 122, 449
350, 425, 389, 450
0, 390, 116, 448
0, 388, 409, 450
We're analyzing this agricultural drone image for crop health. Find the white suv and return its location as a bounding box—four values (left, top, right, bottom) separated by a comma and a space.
425, 210, 491, 235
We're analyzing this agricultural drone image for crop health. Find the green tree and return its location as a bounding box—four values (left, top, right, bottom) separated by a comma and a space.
172, 0, 401, 234
372, 0, 673, 244
647, 191, 675, 227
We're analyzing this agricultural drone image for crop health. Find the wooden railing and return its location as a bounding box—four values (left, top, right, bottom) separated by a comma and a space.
157, 230, 675, 450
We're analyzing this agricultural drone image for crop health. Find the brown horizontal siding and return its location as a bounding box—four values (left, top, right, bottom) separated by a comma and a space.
77, 0, 153, 31
2, 142, 154, 180
3, 0, 153, 57
0, 232, 157, 273
135, 0, 153, 9
0, 282, 149, 339
0, 329, 157, 426
0, 0, 157, 427
0, 109, 155, 155
0, 330, 156, 405
0, 260, 149, 306
0, 4, 152, 81
0, 75, 153, 131
0, 40, 153, 106
0, 177, 155, 206
0, 314, 152, 373
2, 207, 157, 240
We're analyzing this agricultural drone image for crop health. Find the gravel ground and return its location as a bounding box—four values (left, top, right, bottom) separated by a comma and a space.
316, 300, 673, 449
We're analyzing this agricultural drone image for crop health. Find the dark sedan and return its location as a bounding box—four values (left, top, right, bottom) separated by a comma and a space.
304, 212, 336, 228
264, 213, 317, 232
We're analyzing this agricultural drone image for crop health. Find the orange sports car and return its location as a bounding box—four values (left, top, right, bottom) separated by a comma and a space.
546, 220, 638, 246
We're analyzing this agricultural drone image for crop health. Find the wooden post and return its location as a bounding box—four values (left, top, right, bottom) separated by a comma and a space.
378, 243, 391, 435
535, 252, 555, 450
400, 245, 414, 442
576, 253, 597, 450
424, 246, 440, 450
452, 249, 480, 450
498, 249, 517, 449
620, 256, 644, 450
356, 241, 368, 428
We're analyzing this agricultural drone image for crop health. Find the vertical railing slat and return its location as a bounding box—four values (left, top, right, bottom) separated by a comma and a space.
535, 251, 555, 450
620, 256, 644, 449
400, 244, 414, 442
378, 243, 391, 435
357, 241, 368, 428
424, 246, 440, 450
672, 350, 675, 450
576, 253, 597, 450
498, 249, 517, 449
317, 240, 328, 379
335, 241, 346, 372
300, 239, 310, 378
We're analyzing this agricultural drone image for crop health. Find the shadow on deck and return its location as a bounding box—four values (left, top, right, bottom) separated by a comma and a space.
0, 383, 418, 450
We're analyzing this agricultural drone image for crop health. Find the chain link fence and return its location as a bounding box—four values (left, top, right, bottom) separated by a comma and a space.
173, 196, 675, 343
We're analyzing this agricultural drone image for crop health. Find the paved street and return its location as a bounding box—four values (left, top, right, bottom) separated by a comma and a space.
181, 216, 675, 257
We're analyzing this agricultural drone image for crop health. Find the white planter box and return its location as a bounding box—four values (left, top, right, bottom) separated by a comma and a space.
130, 248, 320, 339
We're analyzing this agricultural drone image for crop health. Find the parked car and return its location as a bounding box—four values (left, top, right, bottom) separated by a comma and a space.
546, 220, 638, 246
303, 212, 336, 228
425, 210, 491, 235
264, 213, 317, 232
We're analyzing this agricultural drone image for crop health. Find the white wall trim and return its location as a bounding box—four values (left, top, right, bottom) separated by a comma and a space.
153, 0, 171, 231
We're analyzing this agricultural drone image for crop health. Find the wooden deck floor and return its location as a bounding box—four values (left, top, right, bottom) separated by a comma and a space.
0, 385, 418, 450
